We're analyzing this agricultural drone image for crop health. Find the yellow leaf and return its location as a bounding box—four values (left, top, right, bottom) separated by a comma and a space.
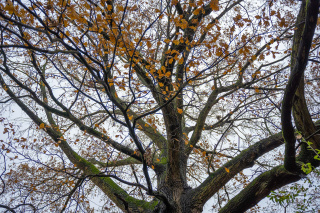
173, 40, 179, 45
164, 38, 171, 43
39, 123, 45, 129
159, 82, 164, 87
164, 72, 171, 78
161, 66, 166, 72
177, 108, 183, 114
107, 5, 112, 11
156, 158, 160, 162
151, 165, 155, 169
225, 167, 230, 173
193, 8, 201, 15
128, 115, 133, 120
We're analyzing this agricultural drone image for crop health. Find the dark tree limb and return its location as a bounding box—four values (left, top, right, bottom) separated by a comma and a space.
188, 132, 284, 209
281, 0, 319, 172
219, 166, 300, 213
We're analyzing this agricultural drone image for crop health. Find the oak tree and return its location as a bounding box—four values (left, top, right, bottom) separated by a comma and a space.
0, 0, 320, 212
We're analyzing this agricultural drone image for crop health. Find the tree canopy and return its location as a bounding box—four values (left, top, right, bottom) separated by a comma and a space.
0, 0, 320, 212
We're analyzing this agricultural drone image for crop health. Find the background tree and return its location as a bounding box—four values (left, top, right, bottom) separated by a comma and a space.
0, 0, 320, 212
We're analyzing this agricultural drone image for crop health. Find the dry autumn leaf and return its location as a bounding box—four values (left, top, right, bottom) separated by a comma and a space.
39, 123, 45, 129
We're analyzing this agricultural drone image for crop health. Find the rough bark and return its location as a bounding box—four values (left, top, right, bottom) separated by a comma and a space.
281, 0, 319, 172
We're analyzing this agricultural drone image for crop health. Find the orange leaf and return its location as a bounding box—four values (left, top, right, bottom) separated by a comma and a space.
225, 167, 230, 173
210, 0, 219, 11
177, 108, 183, 114
39, 123, 45, 129
118, 5, 124, 12
173, 40, 179, 45
164, 72, 171, 78
193, 8, 201, 15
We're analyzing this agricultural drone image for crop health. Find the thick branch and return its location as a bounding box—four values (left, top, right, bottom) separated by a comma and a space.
189, 132, 284, 207
219, 166, 300, 213
281, 0, 319, 172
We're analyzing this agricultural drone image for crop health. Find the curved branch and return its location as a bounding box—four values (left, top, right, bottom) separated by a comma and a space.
189, 132, 284, 208
219, 166, 300, 213
281, 0, 319, 172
